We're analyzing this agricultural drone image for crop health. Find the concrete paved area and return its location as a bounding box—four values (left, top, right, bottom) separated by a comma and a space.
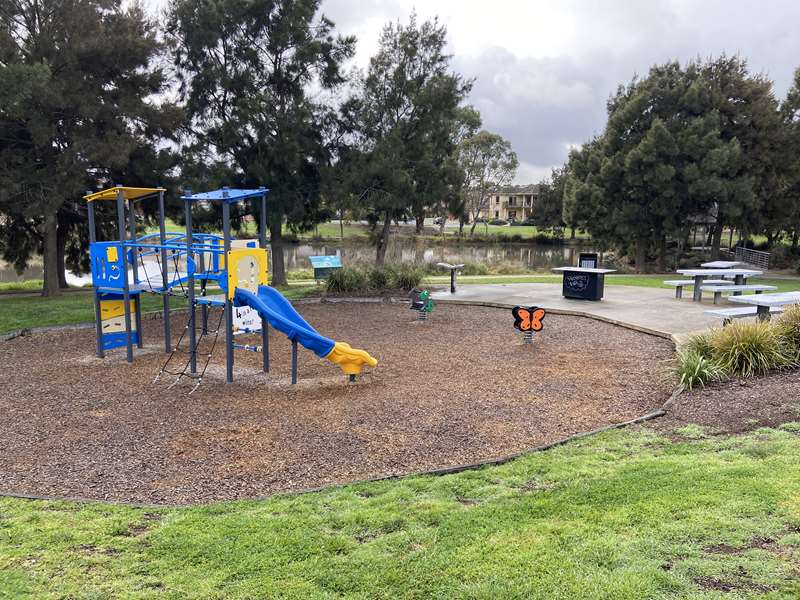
431, 283, 724, 342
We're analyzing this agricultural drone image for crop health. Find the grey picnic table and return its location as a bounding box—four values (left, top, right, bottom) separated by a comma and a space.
727, 291, 800, 320
676, 268, 763, 302
700, 260, 743, 268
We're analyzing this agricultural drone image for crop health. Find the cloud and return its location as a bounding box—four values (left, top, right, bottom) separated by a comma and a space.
151, 0, 800, 183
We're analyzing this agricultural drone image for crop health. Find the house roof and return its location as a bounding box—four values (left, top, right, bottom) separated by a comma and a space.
495, 184, 543, 195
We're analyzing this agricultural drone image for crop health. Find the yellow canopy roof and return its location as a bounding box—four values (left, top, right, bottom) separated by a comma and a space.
83, 186, 166, 202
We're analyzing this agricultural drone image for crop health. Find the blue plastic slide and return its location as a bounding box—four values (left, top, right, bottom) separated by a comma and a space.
233, 285, 378, 375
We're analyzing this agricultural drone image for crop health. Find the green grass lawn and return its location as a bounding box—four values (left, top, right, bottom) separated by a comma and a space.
2, 425, 800, 598
0, 286, 317, 334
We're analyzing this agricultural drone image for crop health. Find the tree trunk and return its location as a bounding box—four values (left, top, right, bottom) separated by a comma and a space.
792, 230, 799, 251
41, 213, 62, 297
710, 220, 724, 260
728, 227, 735, 250
570, 227, 576, 240
269, 218, 287, 286
375, 212, 392, 265
469, 218, 478, 235
458, 220, 464, 235
415, 214, 424, 234
56, 215, 68, 289
657, 235, 667, 273
635, 237, 648, 273
339, 209, 344, 240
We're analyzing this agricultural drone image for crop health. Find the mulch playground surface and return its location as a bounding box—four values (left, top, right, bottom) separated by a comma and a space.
0, 302, 678, 505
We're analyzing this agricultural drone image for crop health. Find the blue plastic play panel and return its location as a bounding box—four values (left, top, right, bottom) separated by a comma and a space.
308, 256, 342, 268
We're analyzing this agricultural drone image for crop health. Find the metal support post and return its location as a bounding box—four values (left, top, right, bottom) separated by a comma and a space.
291, 339, 298, 384
185, 190, 197, 374
115, 186, 134, 363
223, 190, 234, 383
158, 189, 171, 352
259, 187, 269, 373
87, 197, 104, 358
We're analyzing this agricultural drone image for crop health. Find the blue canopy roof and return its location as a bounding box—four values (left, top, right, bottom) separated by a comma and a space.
180, 188, 269, 203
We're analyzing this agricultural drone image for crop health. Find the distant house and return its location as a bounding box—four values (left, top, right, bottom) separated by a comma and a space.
479, 184, 542, 221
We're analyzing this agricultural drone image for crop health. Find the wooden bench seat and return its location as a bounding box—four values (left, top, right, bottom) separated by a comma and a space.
700, 284, 778, 304
705, 306, 785, 325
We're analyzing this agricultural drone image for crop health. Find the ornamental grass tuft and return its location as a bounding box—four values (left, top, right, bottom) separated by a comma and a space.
709, 320, 794, 378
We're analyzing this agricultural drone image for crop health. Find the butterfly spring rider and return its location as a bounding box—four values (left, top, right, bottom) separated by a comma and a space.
511, 306, 546, 345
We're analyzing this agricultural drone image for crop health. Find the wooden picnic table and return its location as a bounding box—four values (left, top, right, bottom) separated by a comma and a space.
676, 268, 763, 302
727, 291, 800, 320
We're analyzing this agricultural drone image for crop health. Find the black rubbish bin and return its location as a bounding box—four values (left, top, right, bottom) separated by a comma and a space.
561, 269, 606, 300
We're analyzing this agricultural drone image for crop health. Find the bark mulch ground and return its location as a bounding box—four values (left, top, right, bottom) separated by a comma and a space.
652, 369, 800, 435
0, 303, 675, 505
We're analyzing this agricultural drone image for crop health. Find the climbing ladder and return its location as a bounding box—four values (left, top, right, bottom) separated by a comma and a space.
154, 305, 224, 394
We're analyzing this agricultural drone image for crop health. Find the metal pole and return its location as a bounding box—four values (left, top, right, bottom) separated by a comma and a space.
198, 250, 208, 334
128, 198, 139, 284
291, 339, 298, 384
158, 189, 171, 353
127, 197, 145, 348
450, 269, 456, 294
223, 188, 234, 383
185, 189, 197, 374
259, 187, 269, 373
115, 186, 134, 363
87, 196, 104, 358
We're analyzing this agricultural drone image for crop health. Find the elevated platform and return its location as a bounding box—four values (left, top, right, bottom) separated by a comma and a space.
431, 283, 727, 343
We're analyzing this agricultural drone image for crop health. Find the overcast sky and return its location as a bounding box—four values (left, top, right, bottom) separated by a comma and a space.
149, 0, 800, 184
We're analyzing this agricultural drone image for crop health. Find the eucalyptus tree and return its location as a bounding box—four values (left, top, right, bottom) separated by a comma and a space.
458, 130, 518, 234
343, 14, 471, 263
168, 0, 355, 284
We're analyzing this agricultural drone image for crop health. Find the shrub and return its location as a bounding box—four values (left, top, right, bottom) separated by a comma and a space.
325, 266, 368, 293
367, 265, 394, 289
460, 262, 490, 276
682, 332, 714, 359
673, 348, 725, 391
286, 269, 313, 281
710, 321, 793, 378
488, 218, 507, 226
494, 262, 529, 275
774, 305, 800, 361
391, 264, 424, 290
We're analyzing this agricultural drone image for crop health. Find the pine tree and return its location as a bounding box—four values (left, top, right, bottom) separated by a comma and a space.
168, 0, 355, 285
0, 0, 173, 295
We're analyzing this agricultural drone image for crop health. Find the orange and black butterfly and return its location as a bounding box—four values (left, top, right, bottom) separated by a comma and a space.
512, 306, 546, 332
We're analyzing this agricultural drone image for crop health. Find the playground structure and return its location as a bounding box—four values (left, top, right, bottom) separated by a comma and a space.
85, 185, 377, 389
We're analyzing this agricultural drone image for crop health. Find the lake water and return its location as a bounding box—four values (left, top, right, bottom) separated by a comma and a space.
0, 238, 597, 283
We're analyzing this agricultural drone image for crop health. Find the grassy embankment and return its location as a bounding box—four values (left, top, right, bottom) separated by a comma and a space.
2, 426, 800, 598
